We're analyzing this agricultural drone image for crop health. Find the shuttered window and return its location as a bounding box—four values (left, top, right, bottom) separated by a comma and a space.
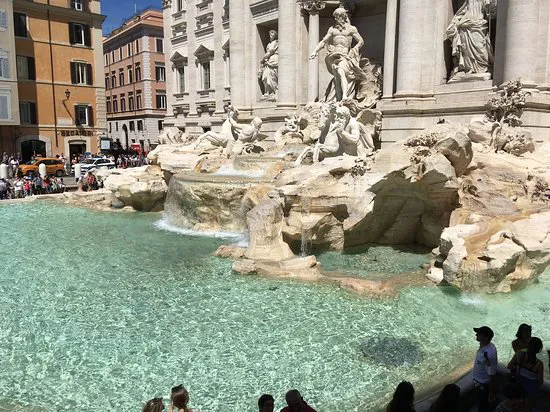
0, 50, 9, 79
70, 62, 93, 85
20, 102, 37, 124
74, 105, 93, 126
0, 92, 10, 120
0, 10, 8, 30
69, 23, 91, 46
16, 55, 35, 80
13, 12, 27, 37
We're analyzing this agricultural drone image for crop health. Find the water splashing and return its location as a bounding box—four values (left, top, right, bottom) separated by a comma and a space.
300, 197, 313, 256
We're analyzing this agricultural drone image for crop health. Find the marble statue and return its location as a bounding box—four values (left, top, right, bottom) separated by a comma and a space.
194, 106, 240, 151
310, 8, 367, 102
228, 117, 265, 156
295, 104, 377, 164
258, 30, 279, 100
446, 0, 497, 81
159, 126, 185, 144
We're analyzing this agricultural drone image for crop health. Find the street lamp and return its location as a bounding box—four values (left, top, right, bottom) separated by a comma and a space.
65, 89, 71, 100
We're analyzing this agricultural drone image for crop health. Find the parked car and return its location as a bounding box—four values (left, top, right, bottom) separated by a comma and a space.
18, 158, 66, 177
71, 157, 116, 176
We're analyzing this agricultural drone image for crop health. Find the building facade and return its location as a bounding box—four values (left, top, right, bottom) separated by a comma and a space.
163, 0, 550, 143
104, 8, 166, 152
0, 0, 21, 152
2, 0, 106, 161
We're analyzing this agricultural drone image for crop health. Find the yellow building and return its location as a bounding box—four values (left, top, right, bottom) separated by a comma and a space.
3, 0, 106, 161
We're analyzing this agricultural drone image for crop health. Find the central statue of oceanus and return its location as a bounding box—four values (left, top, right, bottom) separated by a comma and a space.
310, 7, 381, 106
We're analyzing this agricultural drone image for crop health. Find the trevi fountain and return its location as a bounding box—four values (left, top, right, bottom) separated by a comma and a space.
1, 1, 550, 411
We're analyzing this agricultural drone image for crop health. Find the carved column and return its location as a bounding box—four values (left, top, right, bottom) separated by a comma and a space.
229, 0, 246, 108
497, 0, 540, 86
300, 1, 325, 102
382, 0, 398, 98
395, 0, 435, 97
278, 0, 298, 107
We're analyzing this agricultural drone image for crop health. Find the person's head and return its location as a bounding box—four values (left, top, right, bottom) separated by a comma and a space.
502, 383, 525, 409
252, 117, 263, 129
285, 389, 305, 412
142, 398, 165, 412
258, 394, 275, 412
388, 381, 415, 412
333, 8, 349, 25
171, 384, 189, 409
430, 384, 460, 412
474, 326, 494, 345
268, 30, 277, 41
335, 106, 351, 127
515, 323, 532, 341
527, 336, 543, 356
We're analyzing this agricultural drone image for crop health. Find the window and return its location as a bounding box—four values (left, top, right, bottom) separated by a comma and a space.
75, 105, 93, 126
136, 92, 142, 109
135, 39, 140, 53
156, 93, 166, 109
20, 102, 37, 124
14, 13, 27, 37
106, 98, 111, 113
119, 48, 123, 61
0, 90, 11, 120
155, 65, 165, 82
104, 53, 109, 65
158, 120, 163, 131
105, 75, 109, 89
111, 71, 116, 88
135, 64, 141, 82
0, 10, 8, 31
128, 67, 133, 83
176, 0, 183, 12
127, 43, 132, 57
156, 38, 164, 53
16, 56, 35, 80
120, 95, 126, 112
0, 50, 8, 79
70, 62, 92, 85
128, 93, 134, 111
115, 122, 119, 131
119, 69, 124, 86
111, 51, 115, 62
201, 61, 211, 89
69, 23, 91, 46
137, 120, 143, 131
71, 0, 84, 11
112, 97, 118, 112
129, 121, 135, 131
177, 66, 185, 93
109, 122, 112, 133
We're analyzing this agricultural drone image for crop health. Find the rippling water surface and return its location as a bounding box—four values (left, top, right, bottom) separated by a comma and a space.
0, 202, 549, 411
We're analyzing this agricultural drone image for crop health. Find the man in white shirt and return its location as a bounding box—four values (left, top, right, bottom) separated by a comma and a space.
473, 326, 498, 412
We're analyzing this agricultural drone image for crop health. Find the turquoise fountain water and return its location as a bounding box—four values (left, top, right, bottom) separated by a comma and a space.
0, 202, 549, 411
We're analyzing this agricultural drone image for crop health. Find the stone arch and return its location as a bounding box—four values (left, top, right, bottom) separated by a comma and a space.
16, 135, 52, 161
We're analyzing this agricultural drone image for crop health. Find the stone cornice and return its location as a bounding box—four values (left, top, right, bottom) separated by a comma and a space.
13, 0, 106, 23
250, 0, 278, 17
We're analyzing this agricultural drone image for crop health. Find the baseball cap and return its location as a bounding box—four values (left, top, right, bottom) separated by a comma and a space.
473, 326, 494, 340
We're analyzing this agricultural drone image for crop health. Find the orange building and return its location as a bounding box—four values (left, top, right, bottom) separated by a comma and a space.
3, 0, 106, 161
103, 8, 165, 151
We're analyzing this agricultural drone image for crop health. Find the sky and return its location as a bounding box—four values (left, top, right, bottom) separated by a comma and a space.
101, 0, 162, 35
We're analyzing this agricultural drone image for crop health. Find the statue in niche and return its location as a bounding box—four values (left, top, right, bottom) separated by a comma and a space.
310, 8, 381, 106
258, 30, 279, 101
446, 0, 498, 81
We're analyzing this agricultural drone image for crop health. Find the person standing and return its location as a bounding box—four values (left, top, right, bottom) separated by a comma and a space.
473, 326, 498, 412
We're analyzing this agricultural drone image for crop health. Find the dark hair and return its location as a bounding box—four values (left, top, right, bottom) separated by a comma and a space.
258, 394, 275, 411
429, 384, 460, 412
388, 381, 415, 412
515, 324, 532, 339
171, 385, 190, 409
526, 337, 543, 363
142, 398, 164, 412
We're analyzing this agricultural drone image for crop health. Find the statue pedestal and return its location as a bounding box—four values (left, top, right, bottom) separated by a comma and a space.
447, 72, 492, 83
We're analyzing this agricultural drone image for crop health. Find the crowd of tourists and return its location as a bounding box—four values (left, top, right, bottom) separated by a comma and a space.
0, 175, 66, 199
142, 324, 549, 412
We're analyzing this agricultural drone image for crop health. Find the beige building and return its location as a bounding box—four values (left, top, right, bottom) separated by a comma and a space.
0, 0, 21, 152
163, 0, 550, 143
0, 0, 107, 161
104, 8, 166, 151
